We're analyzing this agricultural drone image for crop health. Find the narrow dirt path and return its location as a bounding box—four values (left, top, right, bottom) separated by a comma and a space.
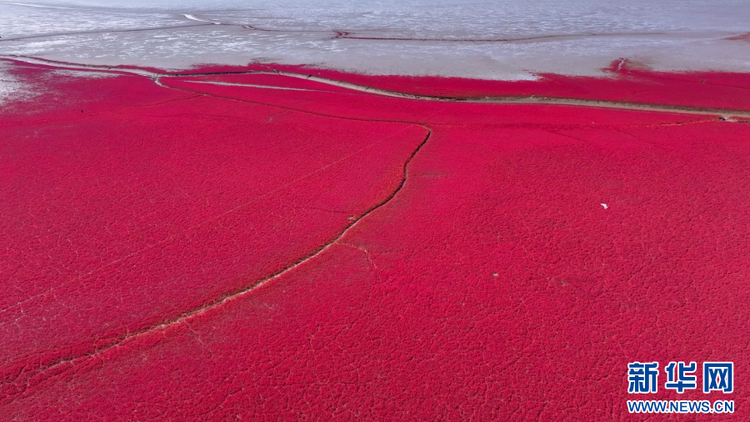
4, 127, 432, 406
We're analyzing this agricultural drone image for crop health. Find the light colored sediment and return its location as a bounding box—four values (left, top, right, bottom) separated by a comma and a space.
3, 54, 749, 120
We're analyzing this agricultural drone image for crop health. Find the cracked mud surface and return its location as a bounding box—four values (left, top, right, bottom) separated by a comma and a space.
1, 58, 750, 420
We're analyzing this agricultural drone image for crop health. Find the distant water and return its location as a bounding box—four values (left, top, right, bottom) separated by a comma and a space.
0, 0, 749, 80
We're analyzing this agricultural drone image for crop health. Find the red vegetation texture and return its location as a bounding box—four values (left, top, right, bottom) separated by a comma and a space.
1, 59, 750, 420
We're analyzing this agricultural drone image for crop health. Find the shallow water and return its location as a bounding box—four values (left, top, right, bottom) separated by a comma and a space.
0, 0, 749, 82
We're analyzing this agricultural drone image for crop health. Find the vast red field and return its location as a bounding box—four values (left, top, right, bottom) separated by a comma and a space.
1, 58, 749, 420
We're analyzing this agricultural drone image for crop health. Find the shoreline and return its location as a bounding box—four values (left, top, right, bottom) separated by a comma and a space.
4, 55, 750, 119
